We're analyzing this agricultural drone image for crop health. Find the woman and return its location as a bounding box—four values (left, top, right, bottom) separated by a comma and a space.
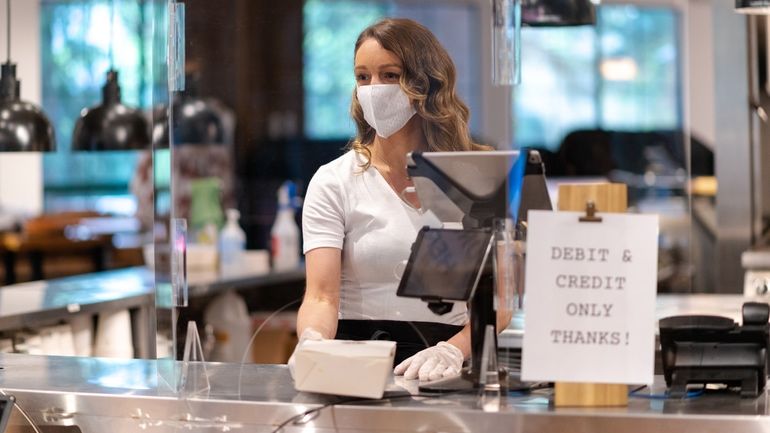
292, 18, 500, 382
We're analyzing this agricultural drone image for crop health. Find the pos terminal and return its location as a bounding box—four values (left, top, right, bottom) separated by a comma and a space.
659, 302, 770, 398
398, 149, 552, 392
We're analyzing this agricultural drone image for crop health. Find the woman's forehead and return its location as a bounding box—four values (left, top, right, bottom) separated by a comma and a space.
354, 38, 401, 68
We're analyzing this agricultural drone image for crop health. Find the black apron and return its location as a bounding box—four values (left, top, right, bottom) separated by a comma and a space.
335, 319, 464, 365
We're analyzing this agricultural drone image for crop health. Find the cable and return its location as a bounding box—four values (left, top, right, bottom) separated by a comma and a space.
341, 310, 431, 351
268, 391, 467, 433
403, 320, 432, 350
236, 296, 302, 397
269, 396, 366, 433
269, 376, 556, 432
0, 389, 41, 433
628, 385, 705, 400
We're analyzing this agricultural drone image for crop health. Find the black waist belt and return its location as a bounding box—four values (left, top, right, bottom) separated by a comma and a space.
335, 319, 464, 365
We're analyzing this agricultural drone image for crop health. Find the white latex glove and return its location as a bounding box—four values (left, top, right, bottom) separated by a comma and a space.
288, 327, 323, 380
393, 341, 464, 381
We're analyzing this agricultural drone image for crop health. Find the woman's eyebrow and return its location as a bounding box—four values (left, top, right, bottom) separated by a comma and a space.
354, 63, 402, 70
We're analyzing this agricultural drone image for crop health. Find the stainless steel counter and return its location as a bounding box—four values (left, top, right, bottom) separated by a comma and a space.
0, 268, 152, 332
0, 353, 769, 432
185, 267, 306, 298
0, 266, 305, 332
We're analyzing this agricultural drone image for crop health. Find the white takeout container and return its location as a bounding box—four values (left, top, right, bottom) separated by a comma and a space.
293, 340, 396, 399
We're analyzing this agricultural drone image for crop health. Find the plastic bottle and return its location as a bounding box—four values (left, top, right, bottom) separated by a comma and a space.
270, 181, 300, 271
219, 208, 246, 275
203, 290, 251, 363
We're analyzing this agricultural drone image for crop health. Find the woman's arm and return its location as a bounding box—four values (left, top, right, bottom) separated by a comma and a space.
446, 306, 513, 359
297, 247, 342, 339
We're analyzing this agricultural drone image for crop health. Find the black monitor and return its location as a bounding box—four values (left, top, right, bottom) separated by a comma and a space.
407, 150, 520, 228
396, 227, 492, 309
407, 149, 552, 229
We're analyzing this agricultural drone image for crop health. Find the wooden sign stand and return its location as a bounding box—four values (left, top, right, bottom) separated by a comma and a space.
554, 182, 629, 407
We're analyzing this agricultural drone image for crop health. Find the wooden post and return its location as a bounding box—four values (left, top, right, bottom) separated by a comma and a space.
554, 182, 629, 407
557, 183, 628, 213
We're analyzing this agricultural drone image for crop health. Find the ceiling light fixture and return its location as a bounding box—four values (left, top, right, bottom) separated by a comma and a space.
0, 0, 55, 152
71, 0, 149, 151
735, 0, 770, 14
521, 0, 597, 27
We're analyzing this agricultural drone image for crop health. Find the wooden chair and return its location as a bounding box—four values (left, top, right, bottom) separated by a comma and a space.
1, 211, 113, 284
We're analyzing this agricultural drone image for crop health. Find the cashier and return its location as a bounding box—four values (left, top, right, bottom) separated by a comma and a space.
291, 18, 505, 382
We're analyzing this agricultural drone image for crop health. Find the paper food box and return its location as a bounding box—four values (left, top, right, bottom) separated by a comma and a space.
293, 340, 396, 399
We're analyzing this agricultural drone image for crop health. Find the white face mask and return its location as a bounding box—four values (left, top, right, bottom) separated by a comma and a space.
356, 84, 416, 138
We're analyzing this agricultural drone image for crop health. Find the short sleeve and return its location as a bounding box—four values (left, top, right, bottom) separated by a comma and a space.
302, 166, 346, 253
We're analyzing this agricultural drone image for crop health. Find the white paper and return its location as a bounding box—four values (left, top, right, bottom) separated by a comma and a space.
521, 210, 658, 384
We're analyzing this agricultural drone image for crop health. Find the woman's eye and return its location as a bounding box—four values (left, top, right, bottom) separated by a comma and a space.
383, 72, 400, 81
355, 73, 370, 83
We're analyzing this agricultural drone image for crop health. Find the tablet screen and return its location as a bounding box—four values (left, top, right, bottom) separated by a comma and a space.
397, 228, 492, 301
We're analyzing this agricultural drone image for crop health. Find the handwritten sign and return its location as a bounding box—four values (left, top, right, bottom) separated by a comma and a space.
521, 210, 658, 384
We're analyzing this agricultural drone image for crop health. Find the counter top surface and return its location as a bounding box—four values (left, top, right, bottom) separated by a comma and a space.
0, 266, 305, 331
0, 268, 152, 330
0, 294, 768, 431
0, 353, 769, 432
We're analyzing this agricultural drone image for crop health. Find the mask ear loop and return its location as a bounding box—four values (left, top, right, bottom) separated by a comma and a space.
399, 186, 424, 214
393, 259, 408, 280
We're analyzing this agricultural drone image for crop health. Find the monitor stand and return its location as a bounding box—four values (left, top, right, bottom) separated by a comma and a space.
406, 149, 552, 394
418, 272, 530, 393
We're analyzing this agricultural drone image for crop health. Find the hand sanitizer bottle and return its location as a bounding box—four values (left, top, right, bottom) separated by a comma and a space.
219, 208, 246, 275
270, 181, 300, 271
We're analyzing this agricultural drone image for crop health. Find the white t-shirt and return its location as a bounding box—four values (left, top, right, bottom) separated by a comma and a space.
302, 150, 468, 325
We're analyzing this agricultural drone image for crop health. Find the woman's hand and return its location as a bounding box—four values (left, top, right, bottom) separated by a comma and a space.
288, 327, 324, 380
393, 341, 464, 381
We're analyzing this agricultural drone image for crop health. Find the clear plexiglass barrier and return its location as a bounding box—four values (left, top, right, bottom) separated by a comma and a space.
155, 0, 697, 412
18, 0, 770, 429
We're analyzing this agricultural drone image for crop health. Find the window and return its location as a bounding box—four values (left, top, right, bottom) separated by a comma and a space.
599, 6, 679, 130
514, 5, 681, 150
303, 0, 387, 140
40, 0, 157, 214
303, 0, 481, 140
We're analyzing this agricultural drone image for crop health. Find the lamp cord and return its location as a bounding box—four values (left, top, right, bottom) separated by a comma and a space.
109, 0, 115, 69
6, 0, 10, 64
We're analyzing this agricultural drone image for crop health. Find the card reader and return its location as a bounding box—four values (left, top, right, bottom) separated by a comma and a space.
659, 302, 769, 398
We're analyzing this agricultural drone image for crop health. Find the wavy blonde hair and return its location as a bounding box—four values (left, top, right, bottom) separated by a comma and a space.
349, 18, 486, 167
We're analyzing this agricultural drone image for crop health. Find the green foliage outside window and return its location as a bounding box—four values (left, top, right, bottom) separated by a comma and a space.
41, 0, 160, 210
598, 6, 679, 130
303, 0, 387, 139
515, 5, 681, 150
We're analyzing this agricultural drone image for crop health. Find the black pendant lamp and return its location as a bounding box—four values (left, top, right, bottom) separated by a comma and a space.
151, 78, 226, 148
0, 0, 55, 152
522, 0, 597, 26
72, 69, 150, 151
71, 0, 149, 151
735, 0, 770, 14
